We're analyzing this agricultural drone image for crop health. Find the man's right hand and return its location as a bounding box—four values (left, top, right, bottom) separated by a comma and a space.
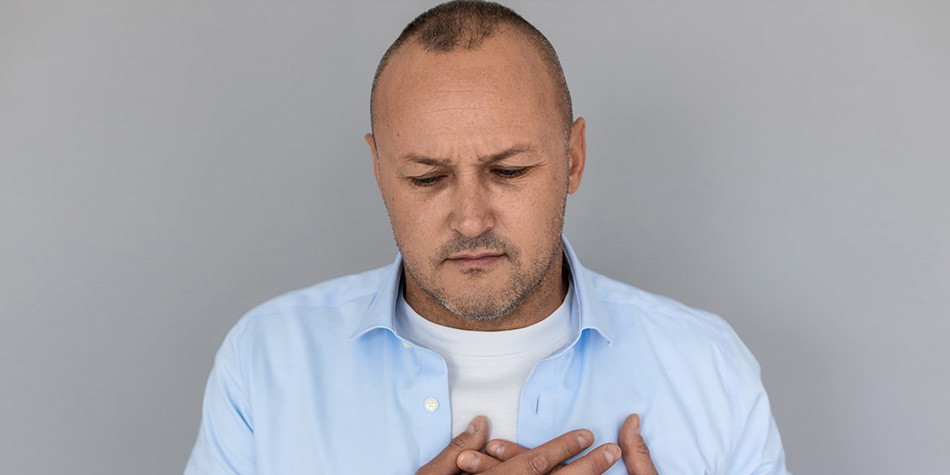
455, 429, 620, 474
418, 415, 620, 475
456, 414, 656, 475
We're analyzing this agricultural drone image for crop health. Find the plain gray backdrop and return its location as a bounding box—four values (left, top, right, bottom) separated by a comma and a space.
2, 1, 948, 474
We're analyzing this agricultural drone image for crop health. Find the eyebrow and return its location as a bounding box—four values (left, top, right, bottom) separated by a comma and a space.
401, 145, 532, 166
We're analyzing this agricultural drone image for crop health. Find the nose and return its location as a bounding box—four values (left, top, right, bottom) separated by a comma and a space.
450, 173, 495, 238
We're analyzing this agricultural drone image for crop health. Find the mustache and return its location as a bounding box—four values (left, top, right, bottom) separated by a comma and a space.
435, 233, 519, 261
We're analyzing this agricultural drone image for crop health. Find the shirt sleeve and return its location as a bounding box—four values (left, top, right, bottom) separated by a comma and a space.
726, 330, 791, 475
184, 324, 256, 475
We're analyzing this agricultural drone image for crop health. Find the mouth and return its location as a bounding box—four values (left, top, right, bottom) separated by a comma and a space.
446, 251, 505, 269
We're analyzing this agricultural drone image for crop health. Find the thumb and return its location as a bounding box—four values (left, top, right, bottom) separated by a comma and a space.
618, 414, 658, 475
416, 416, 489, 475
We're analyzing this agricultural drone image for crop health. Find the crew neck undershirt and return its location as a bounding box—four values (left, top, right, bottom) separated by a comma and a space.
396, 282, 574, 442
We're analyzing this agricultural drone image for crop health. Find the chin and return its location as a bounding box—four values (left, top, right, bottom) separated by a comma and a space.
442, 300, 514, 322
439, 286, 528, 321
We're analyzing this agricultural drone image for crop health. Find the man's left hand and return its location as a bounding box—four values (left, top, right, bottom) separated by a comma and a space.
458, 413, 659, 475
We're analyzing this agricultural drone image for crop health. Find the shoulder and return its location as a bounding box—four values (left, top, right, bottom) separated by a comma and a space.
589, 271, 734, 334
226, 263, 395, 343
584, 269, 755, 370
247, 264, 392, 316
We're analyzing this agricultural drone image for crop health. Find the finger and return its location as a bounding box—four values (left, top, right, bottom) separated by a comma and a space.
486, 439, 572, 472
416, 416, 490, 475
478, 441, 619, 475
556, 443, 621, 475
501, 429, 594, 475
618, 414, 659, 475
456, 449, 502, 473
485, 439, 528, 462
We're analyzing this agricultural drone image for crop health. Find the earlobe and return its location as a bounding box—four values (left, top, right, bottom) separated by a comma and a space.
567, 117, 587, 194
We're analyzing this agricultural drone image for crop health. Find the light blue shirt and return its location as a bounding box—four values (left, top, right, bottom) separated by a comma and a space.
185, 238, 789, 474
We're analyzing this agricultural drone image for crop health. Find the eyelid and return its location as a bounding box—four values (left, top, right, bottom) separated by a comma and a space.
493, 166, 530, 178
408, 174, 444, 187
406, 165, 530, 187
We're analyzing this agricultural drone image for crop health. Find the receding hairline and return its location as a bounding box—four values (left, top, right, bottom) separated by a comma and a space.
369, 1, 573, 141
372, 27, 557, 111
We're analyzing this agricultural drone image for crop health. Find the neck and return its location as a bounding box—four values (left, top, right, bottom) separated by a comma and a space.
404, 251, 570, 332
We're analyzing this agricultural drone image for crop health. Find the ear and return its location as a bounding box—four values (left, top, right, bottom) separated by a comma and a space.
567, 117, 586, 194
365, 133, 383, 192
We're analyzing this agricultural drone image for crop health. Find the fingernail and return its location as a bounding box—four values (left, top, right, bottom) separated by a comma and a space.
467, 422, 477, 434
577, 431, 592, 449
458, 452, 478, 471
633, 414, 641, 434
487, 441, 504, 458
605, 445, 621, 464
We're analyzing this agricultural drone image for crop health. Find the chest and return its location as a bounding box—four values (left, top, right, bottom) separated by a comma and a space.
246, 335, 732, 474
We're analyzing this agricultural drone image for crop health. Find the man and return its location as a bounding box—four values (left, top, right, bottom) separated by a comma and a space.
185, 1, 789, 474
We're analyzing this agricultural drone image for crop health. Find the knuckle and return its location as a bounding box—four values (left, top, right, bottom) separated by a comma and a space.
589, 456, 610, 474
449, 434, 470, 450
526, 453, 552, 475
637, 439, 652, 457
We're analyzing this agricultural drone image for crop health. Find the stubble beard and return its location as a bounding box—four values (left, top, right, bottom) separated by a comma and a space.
394, 194, 568, 323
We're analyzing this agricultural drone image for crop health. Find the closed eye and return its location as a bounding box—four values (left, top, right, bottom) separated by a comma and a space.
409, 175, 445, 187
494, 168, 529, 179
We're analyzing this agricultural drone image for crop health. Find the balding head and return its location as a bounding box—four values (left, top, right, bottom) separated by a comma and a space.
370, 0, 573, 142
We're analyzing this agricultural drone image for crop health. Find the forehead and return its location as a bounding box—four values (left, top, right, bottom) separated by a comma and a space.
373, 32, 560, 155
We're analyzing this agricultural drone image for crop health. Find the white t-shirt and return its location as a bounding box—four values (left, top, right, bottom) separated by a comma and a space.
396, 284, 574, 442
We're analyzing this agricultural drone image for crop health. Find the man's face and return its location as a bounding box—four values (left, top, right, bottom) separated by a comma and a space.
367, 32, 585, 321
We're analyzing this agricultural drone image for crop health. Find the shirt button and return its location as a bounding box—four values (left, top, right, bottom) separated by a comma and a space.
401, 341, 412, 349
424, 397, 439, 412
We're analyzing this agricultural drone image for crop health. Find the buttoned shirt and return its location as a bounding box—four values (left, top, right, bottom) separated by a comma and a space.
397, 279, 574, 442
185, 237, 789, 474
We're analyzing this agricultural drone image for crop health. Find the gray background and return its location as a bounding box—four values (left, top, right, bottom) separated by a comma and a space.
2, 1, 947, 474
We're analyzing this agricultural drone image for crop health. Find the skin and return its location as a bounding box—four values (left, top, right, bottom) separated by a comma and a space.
366, 29, 586, 331
414, 415, 659, 475
369, 29, 658, 474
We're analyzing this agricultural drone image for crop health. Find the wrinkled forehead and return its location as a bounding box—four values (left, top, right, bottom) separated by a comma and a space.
372, 32, 561, 148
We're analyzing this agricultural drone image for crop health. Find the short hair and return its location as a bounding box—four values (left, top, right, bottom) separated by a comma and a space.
370, 0, 573, 141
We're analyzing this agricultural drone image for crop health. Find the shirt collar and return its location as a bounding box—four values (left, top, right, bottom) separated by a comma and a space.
350, 235, 613, 345
562, 236, 614, 345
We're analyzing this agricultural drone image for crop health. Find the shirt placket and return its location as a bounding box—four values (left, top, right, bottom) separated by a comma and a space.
406, 340, 452, 464
517, 345, 579, 448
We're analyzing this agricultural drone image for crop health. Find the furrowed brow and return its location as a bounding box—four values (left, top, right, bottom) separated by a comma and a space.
399, 145, 532, 166
401, 154, 451, 166
479, 145, 532, 163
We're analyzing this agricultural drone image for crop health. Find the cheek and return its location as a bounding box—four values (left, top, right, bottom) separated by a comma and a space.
522, 174, 566, 215
499, 187, 564, 239
386, 193, 445, 253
